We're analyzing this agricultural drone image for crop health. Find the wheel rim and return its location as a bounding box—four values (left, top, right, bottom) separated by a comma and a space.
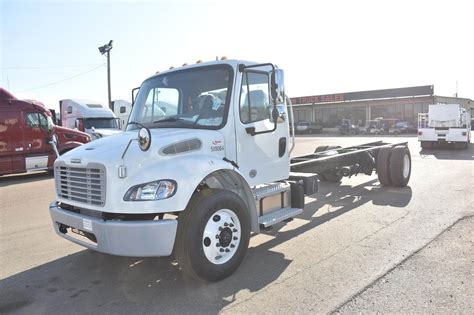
403, 154, 410, 178
202, 209, 241, 265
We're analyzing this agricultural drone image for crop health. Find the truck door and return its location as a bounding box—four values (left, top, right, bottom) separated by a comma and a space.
0, 109, 25, 175
234, 69, 289, 186
22, 111, 52, 170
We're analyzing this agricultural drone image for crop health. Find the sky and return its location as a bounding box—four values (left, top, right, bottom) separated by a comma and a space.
1, 0, 473, 111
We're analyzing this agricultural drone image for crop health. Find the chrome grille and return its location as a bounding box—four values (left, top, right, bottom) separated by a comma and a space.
55, 163, 106, 207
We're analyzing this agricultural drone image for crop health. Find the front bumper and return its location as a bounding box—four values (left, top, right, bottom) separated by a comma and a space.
49, 202, 177, 257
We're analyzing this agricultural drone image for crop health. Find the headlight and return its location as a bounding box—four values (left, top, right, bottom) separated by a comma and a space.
124, 180, 177, 201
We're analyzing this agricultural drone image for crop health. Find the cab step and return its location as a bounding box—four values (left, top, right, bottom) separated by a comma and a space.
258, 207, 303, 228
253, 182, 290, 201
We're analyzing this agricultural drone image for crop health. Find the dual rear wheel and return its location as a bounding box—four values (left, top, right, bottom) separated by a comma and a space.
376, 146, 411, 187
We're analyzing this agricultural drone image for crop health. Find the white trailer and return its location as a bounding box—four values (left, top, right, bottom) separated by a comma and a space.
418, 104, 471, 149
59, 99, 123, 140
49, 60, 412, 282
112, 100, 132, 130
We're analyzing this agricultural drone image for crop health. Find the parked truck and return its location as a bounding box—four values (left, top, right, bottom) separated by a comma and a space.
48, 60, 412, 282
59, 99, 122, 140
418, 104, 471, 149
112, 100, 132, 130
0, 88, 90, 176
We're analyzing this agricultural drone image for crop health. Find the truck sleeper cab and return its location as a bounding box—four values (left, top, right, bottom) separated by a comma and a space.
59, 99, 123, 140
49, 60, 412, 282
0, 88, 91, 176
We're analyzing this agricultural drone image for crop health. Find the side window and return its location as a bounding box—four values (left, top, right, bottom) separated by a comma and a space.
26, 113, 40, 128
67, 106, 73, 114
240, 72, 271, 124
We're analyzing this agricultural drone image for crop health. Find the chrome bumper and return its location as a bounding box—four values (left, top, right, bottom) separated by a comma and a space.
49, 202, 177, 257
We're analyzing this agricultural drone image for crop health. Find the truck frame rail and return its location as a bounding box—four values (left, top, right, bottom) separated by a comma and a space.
290, 141, 408, 177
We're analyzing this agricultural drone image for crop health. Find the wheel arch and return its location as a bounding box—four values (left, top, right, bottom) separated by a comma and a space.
199, 169, 259, 233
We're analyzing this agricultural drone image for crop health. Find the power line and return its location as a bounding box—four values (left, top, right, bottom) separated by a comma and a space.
20, 64, 106, 92
1, 63, 103, 70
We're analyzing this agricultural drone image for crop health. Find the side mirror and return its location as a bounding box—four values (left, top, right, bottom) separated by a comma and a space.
131, 87, 140, 106
138, 127, 151, 151
274, 69, 285, 104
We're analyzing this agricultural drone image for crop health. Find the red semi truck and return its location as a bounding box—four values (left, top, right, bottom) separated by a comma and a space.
0, 88, 91, 176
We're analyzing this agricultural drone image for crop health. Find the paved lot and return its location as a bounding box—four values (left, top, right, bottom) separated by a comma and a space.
1, 135, 473, 314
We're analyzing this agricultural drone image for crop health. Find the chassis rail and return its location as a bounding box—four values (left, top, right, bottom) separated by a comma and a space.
290, 141, 408, 177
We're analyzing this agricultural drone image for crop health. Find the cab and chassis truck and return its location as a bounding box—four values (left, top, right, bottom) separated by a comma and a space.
49, 60, 412, 281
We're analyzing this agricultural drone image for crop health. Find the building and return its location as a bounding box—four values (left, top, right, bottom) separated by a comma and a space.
290, 85, 473, 127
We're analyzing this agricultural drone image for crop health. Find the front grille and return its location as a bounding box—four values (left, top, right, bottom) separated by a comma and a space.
55, 163, 106, 207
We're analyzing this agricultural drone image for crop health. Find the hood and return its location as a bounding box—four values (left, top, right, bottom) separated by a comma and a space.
92, 128, 123, 138
61, 128, 226, 167
54, 125, 89, 137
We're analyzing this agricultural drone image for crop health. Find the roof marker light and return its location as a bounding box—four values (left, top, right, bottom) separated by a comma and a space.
220, 56, 228, 60
182, 63, 188, 66
196, 60, 202, 64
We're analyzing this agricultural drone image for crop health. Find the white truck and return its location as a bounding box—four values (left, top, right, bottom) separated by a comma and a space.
49, 60, 412, 282
112, 100, 132, 130
418, 104, 471, 149
59, 99, 123, 140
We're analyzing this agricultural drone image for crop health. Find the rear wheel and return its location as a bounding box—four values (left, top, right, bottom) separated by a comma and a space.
389, 146, 411, 187
175, 189, 250, 282
376, 147, 392, 186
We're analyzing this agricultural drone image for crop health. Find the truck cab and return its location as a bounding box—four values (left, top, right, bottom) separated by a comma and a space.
59, 99, 122, 139
49, 60, 412, 282
418, 104, 471, 149
0, 88, 91, 176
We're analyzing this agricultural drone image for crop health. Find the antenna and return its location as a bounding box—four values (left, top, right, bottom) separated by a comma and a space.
455, 81, 458, 98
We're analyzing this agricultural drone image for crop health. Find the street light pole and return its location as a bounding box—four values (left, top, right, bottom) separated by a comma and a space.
98, 40, 113, 110
107, 49, 111, 110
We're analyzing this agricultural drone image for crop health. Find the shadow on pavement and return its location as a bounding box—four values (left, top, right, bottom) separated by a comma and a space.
0, 178, 412, 314
419, 144, 474, 161
258, 179, 412, 250
0, 242, 291, 314
0, 172, 53, 188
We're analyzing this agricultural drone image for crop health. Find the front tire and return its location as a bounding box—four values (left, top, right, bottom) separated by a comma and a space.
175, 189, 250, 282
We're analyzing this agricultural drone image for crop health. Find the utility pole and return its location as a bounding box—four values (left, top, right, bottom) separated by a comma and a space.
98, 40, 113, 110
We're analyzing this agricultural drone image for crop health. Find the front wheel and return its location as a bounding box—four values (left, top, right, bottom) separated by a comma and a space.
174, 189, 250, 282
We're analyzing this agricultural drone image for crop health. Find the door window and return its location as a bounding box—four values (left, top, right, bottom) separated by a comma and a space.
25, 112, 49, 130
240, 72, 271, 124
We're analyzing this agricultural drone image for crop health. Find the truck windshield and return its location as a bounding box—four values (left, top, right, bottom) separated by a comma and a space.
127, 65, 233, 130
84, 118, 118, 129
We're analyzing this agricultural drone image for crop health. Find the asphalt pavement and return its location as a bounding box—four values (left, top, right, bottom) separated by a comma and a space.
1, 135, 473, 314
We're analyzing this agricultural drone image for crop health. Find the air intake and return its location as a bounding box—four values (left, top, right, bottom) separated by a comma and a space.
161, 138, 202, 155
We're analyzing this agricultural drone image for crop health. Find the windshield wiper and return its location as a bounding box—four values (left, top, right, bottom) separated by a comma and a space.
153, 117, 186, 124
